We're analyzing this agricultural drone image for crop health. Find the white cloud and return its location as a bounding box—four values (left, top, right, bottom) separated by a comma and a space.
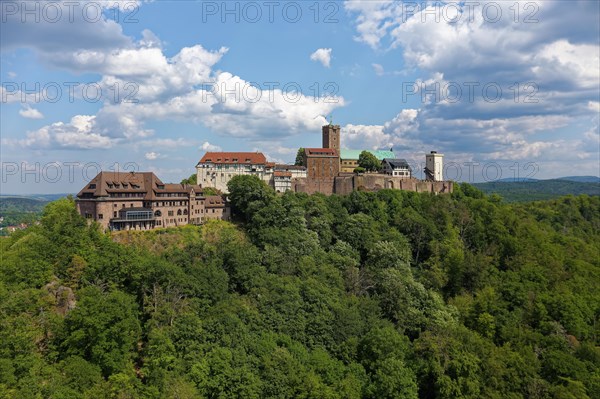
342, 123, 390, 150
1, 0, 135, 55
19, 106, 44, 119
145, 152, 160, 160
18, 115, 117, 150
310, 48, 332, 68
201, 142, 222, 152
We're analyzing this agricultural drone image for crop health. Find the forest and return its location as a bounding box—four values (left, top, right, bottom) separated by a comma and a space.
0, 176, 598, 398
474, 179, 600, 202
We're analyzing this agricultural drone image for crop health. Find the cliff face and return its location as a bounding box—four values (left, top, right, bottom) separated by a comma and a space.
292, 174, 453, 195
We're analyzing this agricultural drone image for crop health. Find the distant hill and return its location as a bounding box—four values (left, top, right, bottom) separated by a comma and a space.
0, 196, 49, 212
0, 193, 70, 202
557, 176, 600, 183
495, 177, 539, 183
0, 196, 50, 232
474, 179, 600, 202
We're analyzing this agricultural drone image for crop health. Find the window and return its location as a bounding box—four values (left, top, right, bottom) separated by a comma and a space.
88, 184, 96, 189
98, 214, 103, 219
168, 211, 174, 217
114, 211, 117, 217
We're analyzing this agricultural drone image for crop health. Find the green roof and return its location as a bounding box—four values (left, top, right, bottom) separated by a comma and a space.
340, 149, 395, 160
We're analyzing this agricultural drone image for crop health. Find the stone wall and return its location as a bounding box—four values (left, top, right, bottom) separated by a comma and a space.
292, 174, 453, 196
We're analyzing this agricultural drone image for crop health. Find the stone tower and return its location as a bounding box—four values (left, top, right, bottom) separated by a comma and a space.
425, 151, 444, 181
322, 124, 340, 150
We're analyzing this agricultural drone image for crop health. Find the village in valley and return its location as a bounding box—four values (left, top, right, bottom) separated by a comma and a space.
76, 123, 451, 231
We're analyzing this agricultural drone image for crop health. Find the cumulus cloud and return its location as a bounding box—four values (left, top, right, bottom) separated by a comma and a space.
19, 105, 44, 119
343, 0, 600, 174
1, 0, 136, 56
6, 24, 345, 151
17, 115, 116, 150
310, 48, 332, 68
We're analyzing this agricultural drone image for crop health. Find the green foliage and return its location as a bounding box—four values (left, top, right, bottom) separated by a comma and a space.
0, 191, 598, 398
295, 147, 306, 166
227, 174, 275, 221
358, 151, 382, 172
179, 173, 197, 185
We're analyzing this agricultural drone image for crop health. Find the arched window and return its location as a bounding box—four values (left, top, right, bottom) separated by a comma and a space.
183, 209, 188, 215
154, 210, 162, 217
177, 209, 182, 216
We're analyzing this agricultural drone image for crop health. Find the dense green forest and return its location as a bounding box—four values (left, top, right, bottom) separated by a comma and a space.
0, 178, 599, 398
474, 180, 600, 202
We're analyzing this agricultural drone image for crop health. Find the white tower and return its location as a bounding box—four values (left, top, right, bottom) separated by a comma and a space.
425, 151, 444, 181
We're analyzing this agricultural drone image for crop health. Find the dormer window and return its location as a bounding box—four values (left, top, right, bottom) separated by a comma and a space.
88, 184, 96, 189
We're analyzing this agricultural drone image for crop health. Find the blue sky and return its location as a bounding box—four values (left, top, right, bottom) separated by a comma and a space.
1, 0, 599, 193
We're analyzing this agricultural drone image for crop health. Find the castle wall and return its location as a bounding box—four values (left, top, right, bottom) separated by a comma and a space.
293, 174, 453, 196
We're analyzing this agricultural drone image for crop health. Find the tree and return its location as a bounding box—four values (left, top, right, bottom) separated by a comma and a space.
58, 287, 141, 376
358, 151, 381, 172
227, 175, 275, 221
295, 148, 306, 166
180, 173, 197, 185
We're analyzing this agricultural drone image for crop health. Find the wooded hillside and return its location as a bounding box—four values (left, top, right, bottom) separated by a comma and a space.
0, 179, 598, 398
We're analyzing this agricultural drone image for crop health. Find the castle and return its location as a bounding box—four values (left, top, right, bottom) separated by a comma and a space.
196, 123, 452, 196
76, 123, 452, 231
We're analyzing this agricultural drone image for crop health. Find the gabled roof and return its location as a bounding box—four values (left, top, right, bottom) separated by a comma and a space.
77, 171, 204, 200
340, 149, 395, 160
77, 171, 161, 199
205, 195, 227, 207
198, 152, 267, 165
383, 158, 412, 170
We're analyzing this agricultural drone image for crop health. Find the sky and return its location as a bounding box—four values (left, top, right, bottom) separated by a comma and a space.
1, 0, 599, 194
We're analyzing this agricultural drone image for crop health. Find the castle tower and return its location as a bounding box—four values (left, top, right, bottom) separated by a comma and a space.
425, 151, 444, 181
322, 124, 340, 150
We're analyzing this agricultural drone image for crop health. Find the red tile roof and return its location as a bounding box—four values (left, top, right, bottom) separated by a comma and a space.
199, 152, 267, 165
274, 171, 292, 177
